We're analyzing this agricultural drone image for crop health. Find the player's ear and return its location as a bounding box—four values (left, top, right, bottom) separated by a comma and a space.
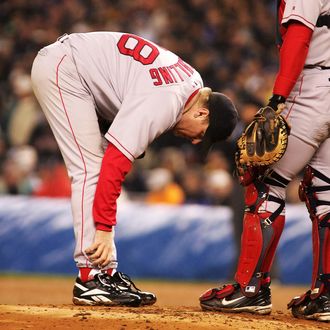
194, 107, 209, 118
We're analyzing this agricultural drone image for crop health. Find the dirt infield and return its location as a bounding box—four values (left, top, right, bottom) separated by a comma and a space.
0, 275, 329, 330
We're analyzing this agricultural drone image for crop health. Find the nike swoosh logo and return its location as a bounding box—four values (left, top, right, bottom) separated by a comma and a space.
221, 296, 245, 306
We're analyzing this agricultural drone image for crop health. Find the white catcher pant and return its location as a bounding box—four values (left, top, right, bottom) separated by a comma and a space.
263, 67, 330, 216
31, 40, 118, 270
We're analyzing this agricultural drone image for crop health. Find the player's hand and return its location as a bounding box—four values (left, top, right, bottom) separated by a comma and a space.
85, 230, 114, 268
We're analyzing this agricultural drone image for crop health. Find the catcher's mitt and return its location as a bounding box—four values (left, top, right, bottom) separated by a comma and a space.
236, 104, 291, 170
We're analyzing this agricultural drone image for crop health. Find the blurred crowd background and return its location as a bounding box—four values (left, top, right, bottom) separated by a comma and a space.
0, 0, 302, 225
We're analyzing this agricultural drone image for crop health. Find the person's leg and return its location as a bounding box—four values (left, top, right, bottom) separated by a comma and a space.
236, 135, 316, 287
31, 41, 154, 307
31, 42, 117, 271
305, 138, 330, 295
253, 134, 317, 274
288, 138, 330, 321
200, 134, 316, 314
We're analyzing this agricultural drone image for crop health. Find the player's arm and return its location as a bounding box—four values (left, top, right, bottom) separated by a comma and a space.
236, 21, 313, 180
269, 21, 313, 108
92, 142, 132, 230
85, 143, 132, 267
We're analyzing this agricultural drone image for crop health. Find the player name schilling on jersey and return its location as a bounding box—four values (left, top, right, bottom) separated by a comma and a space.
149, 58, 195, 86
116, 33, 197, 87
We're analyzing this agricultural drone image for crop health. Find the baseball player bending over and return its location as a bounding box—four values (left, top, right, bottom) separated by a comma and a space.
200, 0, 330, 322
31, 31, 238, 307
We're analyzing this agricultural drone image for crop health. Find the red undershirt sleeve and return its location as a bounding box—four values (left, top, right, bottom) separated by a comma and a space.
273, 21, 313, 98
93, 143, 132, 231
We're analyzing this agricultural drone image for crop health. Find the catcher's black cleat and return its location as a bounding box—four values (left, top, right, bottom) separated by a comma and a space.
199, 283, 272, 315
288, 290, 330, 322
72, 273, 141, 306
111, 271, 157, 306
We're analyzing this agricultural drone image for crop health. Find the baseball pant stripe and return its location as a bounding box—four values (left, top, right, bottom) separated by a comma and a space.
56, 54, 88, 266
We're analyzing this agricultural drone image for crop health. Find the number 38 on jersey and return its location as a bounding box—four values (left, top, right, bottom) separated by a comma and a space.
117, 34, 160, 65
116, 33, 197, 87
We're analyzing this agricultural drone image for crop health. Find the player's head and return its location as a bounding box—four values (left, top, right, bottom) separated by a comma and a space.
201, 90, 238, 158
173, 88, 238, 158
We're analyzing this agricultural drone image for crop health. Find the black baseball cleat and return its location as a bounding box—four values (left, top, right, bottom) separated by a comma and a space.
72, 273, 142, 306
199, 283, 272, 315
288, 290, 330, 322
111, 271, 157, 306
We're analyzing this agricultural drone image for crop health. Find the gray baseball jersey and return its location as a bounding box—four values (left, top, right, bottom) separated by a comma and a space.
68, 32, 203, 160
31, 32, 203, 269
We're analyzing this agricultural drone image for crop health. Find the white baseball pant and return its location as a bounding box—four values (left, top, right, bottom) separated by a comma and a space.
31, 40, 118, 270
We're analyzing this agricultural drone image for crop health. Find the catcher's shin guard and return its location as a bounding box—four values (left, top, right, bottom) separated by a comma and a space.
299, 166, 330, 297
235, 176, 285, 297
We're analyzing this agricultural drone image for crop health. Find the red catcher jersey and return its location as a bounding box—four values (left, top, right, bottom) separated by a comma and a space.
68, 32, 203, 160
279, 0, 330, 67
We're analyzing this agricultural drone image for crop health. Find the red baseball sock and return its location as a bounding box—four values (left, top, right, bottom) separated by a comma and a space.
79, 267, 93, 282
79, 268, 114, 282
106, 268, 114, 276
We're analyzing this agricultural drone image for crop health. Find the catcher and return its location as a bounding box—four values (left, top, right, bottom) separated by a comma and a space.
200, 0, 330, 322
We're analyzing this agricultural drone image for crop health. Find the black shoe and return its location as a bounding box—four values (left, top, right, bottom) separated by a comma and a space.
72, 273, 141, 306
199, 283, 272, 315
288, 290, 330, 322
111, 271, 157, 306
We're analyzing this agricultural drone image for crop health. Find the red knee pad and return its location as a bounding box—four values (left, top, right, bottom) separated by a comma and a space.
235, 212, 263, 288
299, 166, 330, 297
311, 214, 330, 298
235, 212, 285, 296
